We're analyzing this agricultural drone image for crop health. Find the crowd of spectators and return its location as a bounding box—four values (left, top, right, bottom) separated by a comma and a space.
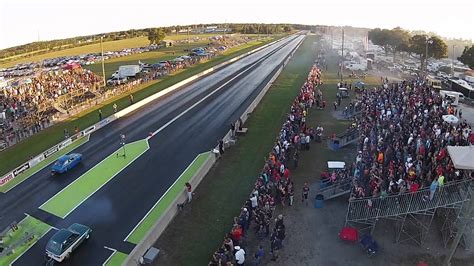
210, 65, 323, 265
349, 80, 473, 200
0, 68, 101, 146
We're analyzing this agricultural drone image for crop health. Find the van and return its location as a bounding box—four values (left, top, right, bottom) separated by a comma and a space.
440, 90, 465, 106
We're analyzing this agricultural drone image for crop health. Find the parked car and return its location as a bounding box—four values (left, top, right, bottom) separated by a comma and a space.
51, 153, 82, 175
45, 223, 92, 262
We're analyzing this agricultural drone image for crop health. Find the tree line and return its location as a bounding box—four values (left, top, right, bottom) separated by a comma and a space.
368, 27, 474, 70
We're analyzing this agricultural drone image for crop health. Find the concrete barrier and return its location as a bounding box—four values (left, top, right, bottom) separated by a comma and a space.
123, 152, 216, 265
113, 38, 284, 120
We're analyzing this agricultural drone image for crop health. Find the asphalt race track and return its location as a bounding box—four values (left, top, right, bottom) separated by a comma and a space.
0, 33, 305, 265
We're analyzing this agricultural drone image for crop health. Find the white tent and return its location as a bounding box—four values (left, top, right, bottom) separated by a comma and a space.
442, 115, 459, 124
327, 161, 346, 169
447, 146, 474, 170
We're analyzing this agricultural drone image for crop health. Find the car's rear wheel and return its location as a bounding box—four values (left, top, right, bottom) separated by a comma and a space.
85, 233, 90, 240
65, 252, 71, 260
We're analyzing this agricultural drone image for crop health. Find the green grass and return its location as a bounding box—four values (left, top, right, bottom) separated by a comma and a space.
39, 139, 149, 218
154, 35, 318, 265
0, 136, 89, 193
0, 34, 222, 68
104, 251, 128, 266
0, 215, 52, 266
0, 36, 279, 177
126, 152, 211, 244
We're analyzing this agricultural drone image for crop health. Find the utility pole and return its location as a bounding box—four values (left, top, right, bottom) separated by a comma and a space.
341, 28, 344, 81
100, 36, 106, 87
451, 45, 456, 76
188, 26, 191, 52
330, 28, 333, 49
444, 186, 474, 266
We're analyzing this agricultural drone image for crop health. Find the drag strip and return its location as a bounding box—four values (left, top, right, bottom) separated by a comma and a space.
7, 34, 305, 265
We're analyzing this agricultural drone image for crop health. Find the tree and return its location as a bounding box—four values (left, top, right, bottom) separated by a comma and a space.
409, 34, 448, 71
147, 28, 166, 45
368, 28, 392, 55
389, 27, 411, 57
283, 25, 292, 32
458, 45, 474, 69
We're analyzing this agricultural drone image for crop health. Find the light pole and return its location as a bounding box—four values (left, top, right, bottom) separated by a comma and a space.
100, 36, 106, 87
424, 36, 433, 78
451, 45, 456, 76
341, 28, 345, 81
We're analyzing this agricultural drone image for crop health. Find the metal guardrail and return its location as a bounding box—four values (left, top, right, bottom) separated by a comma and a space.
347, 179, 473, 222
318, 178, 353, 200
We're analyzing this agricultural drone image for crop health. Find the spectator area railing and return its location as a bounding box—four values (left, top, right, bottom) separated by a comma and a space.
318, 178, 353, 200
327, 130, 359, 151
346, 179, 474, 224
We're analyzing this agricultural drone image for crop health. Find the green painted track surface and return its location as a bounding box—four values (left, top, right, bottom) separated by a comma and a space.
39, 139, 149, 218
0, 136, 89, 193
126, 152, 211, 244
0, 215, 52, 265
104, 251, 128, 266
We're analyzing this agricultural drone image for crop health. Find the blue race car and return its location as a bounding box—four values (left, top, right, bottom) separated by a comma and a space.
51, 153, 82, 175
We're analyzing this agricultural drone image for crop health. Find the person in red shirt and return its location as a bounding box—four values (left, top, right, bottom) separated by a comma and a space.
409, 181, 420, 193
231, 225, 243, 244
283, 168, 290, 180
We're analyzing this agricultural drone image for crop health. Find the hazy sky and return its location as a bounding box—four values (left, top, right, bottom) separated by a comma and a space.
1, 0, 473, 49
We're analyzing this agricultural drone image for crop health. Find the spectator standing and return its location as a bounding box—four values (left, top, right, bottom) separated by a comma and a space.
230, 123, 236, 138
234, 246, 245, 265
98, 109, 103, 121
219, 139, 224, 155
302, 182, 310, 206
288, 181, 294, 206
113, 103, 117, 113
254, 245, 264, 266
129, 94, 134, 105
185, 182, 192, 203
63, 129, 69, 139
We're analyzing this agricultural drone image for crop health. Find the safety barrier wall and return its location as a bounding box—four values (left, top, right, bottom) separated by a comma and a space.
123, 152, 216, 265
123, 34, 306, 266
113, 38, 284, 119
0, 37, 286, 188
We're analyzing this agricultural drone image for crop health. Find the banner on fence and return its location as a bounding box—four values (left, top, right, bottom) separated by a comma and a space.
0, 172, 15, 186
12, 163, 30, 177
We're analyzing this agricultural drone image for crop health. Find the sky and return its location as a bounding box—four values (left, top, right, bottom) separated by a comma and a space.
1, 0, 473, 49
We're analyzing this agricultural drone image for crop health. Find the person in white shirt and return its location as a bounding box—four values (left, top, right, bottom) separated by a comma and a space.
250, 193, 258, 209
235, 246, 245, 265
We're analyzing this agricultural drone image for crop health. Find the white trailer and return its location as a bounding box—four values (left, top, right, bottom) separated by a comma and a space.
118, 65, 140, 77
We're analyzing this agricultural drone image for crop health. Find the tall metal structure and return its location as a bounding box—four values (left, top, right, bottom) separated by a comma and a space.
341, 28, 344, 81
345, 178, 473, 248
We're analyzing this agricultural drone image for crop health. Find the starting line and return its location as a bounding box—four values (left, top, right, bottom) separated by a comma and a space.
39, 139, 150, 219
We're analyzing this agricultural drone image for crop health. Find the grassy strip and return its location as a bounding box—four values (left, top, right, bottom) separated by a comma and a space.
39, 139, 149, 218
154, 35, 318, 265
126, 152, 211, 244
0, 215, 52, 266
0, 136, 89, 193
0, 36, 280, 177
104, 251, 128, 266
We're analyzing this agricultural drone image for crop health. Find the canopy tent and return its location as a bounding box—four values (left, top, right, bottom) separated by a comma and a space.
447, 146, 474, 170
327, 161, 346, 169
442, 115, 459, 124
